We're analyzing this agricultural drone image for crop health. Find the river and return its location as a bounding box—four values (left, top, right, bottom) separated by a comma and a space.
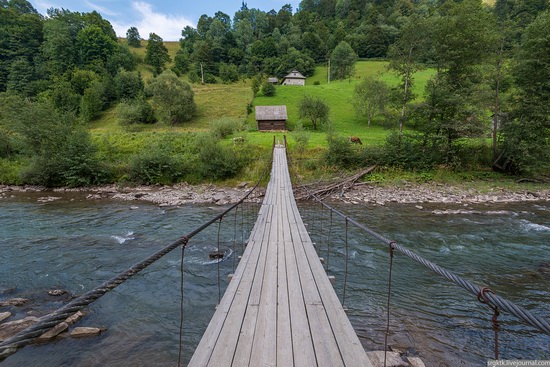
0, 193, 548, 366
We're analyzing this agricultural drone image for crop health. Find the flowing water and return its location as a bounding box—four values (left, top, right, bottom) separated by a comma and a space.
0, 192, 548, 366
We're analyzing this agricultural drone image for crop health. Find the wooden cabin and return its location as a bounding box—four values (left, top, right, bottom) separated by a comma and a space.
255, 105, 287, 131
267, 77, 279, 85
282, 70, 306, 86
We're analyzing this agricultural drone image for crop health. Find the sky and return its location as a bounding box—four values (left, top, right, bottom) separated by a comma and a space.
28, 0, 298, 41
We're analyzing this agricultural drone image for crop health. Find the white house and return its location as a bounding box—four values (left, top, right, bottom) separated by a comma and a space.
282, 70, 306, 86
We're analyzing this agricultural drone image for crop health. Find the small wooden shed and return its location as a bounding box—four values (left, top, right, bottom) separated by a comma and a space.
255, 105, 287, 131
267, 77, 279, 85
282, 70, 306, 86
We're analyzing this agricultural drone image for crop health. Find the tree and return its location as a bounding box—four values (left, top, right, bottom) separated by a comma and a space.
145, 33, 171, 76
502, 10, 550, 174
388, 15, 429, 137
114, 70, 144, 100
353, 76, 390, 127
330, 41, 356, 81
299, 95, 330, 130
126, 27, 141, 47
145, 70, 196, 124
76, 25, 116, 69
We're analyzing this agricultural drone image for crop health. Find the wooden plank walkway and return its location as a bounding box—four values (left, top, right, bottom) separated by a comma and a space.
189, 145, 372, 367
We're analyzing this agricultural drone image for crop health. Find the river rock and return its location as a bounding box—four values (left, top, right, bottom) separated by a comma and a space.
406, 357, 426, 367
47, 289, 67, 296
0, 316, 38, 342
70, 327, 105, 338
0, 312, 11, 323
367, 351, 409, 367
65, 311, 85, 325
0, 298, 28, 307
37, 322, 68, 341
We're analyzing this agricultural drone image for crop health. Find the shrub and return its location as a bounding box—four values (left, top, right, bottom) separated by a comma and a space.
196, 136, 247, 180
127, 147, 188, 185
145, 71, 196, 124
209, 118, 244, 139
382, 131, 443, 170
117, 96, 155, 124
262, 82, 276, 97
324, 135, 360, 168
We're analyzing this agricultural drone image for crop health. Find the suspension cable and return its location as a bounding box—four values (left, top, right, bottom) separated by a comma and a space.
0, 146, 273, 361
284, 148, 550, 336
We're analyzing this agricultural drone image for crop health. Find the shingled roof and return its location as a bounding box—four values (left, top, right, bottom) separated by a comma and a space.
255, 106, 288, 121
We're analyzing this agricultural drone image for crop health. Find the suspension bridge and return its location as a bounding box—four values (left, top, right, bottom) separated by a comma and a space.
0, 139, 548, 365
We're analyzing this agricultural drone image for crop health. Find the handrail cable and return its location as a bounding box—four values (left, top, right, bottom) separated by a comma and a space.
284, 141, 550, 336
0, 143, 273, 361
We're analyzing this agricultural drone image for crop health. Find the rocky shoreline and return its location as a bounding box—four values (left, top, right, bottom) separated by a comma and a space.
1, 182, 549, 207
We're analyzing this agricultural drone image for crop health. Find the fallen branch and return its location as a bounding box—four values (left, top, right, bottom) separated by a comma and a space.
295, 165, 376, 200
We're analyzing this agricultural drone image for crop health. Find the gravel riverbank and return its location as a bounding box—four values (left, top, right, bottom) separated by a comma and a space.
1, 182, 549, 207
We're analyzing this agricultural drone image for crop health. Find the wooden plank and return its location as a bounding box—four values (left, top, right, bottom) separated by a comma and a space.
231, 193, 275, 365
248, 172, 280, 366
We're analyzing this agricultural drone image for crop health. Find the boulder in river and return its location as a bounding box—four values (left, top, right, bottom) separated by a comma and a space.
0, 316, 38, 342
70, 327, 105, 338
0, 298, 28, 307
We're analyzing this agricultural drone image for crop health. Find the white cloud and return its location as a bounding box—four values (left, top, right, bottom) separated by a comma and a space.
85, 1, 119, 17
111, 1, 193, 41
33, 0, 55, 14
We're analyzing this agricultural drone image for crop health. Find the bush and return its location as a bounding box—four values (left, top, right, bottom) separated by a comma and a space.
117, 96, 155, 124
145, 71, 196, 124
196, 136, 248, 180
382, 131, 443, 170
127, 148, 187, 185
209, 118, 244, 139
220, 63, 239, 83
262, 82, 276, 96
324, 135, 360, 168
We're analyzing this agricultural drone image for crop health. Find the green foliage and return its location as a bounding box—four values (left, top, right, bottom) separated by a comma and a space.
126, 27, 141, 48
208, 118, 244, 138
298, 95, 330, 130
80, 80, 105, 122
145, 33, 171, 76
145, 70, 196, 124
353, 76, 390, 127
2, 98, 105, 186
196, 135, 248, 180
116, 95, 155, 125
261, 81, 276, 96
330, 41, 357, 81
127, 144, 187, 185
324, 135, 360, 168
219, 63, 239, 83
251, 76, 261, 97
290, 121, 310, 156
114, 70, 144, 100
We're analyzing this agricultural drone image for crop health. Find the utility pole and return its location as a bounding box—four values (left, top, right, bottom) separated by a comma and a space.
200, 62, 204, 84
327, 59, 331, 84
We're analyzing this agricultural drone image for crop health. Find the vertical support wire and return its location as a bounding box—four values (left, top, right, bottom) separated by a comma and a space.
217, 216, 223, 305
177, 244, 187, 367
232, 204, 238, 273
319, 201, 324, 255
384, 241, 396, 367
326, 210, 333, 270
241, 199, 245, 254
343, 218, 349, 307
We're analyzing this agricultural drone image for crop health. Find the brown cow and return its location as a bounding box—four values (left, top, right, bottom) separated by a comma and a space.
348, 136, 362, 145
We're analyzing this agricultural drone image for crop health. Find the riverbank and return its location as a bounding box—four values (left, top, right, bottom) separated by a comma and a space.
1, 182, 549, 206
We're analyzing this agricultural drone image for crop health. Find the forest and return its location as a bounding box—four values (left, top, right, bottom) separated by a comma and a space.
0, 0, 548, 187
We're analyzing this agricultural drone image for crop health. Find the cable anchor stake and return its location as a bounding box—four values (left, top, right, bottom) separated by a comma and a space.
477, 286, 500, 360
